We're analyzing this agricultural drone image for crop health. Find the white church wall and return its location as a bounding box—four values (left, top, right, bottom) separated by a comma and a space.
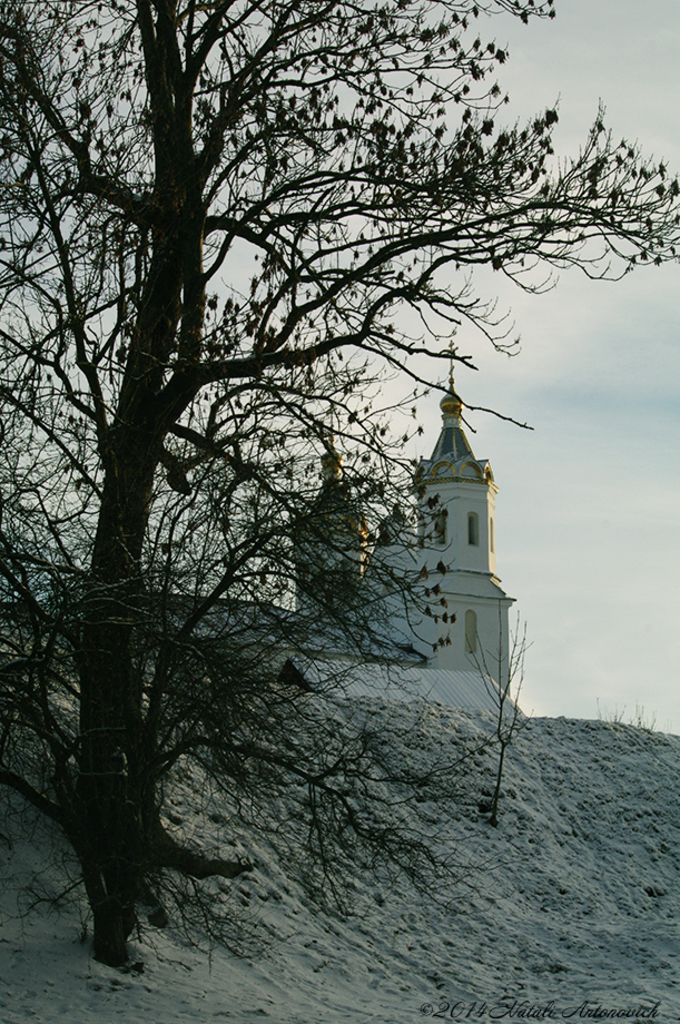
429, 593, 512, 680
421, 479, 497, 576
293, 383, 517, 706
410, 382, 514, 684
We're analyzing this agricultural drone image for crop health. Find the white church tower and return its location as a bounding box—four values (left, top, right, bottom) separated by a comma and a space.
414, 380, 514, 677
288, 387, 517, 709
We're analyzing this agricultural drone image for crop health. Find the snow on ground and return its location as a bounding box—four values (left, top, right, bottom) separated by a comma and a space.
2, 709, 679, 1023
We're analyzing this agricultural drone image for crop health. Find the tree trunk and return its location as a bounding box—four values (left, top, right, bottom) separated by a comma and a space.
76, 434, 160, 966
92, 901, 132, 968
80, 855, 141, 967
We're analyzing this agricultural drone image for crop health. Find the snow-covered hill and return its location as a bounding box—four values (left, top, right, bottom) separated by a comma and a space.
2, 710, 679, 1023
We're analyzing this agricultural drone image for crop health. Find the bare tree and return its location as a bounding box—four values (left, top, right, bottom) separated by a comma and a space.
0, 0, 678, 965
473, 610, 528, 827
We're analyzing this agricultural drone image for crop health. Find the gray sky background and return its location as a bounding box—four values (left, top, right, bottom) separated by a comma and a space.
413, 0, 680, 728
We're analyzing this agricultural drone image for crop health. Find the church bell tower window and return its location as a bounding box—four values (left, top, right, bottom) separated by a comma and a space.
467, 511, 479, 547
465, 609, 477, 653
434, 509, 447, 546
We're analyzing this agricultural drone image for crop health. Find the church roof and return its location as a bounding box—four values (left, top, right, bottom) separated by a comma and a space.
286, 656, 513, 713
429, 418, 476, 463
418, 380, 493, 485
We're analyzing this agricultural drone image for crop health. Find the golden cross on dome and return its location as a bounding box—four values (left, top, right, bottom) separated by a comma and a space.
448, 337, 457, 393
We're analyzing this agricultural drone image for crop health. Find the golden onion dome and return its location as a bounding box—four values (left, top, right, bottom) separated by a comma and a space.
440, 379, 463, 418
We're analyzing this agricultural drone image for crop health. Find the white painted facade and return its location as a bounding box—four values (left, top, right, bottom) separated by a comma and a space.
416, 384, 513, 676
294, 385, 515, 704
377, 383, 514, 680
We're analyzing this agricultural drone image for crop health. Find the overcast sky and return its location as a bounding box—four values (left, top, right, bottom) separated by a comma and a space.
414, 0, 680, 729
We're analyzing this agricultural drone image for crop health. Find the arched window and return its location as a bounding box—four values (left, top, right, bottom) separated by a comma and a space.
467, 511, 479, 546
465, 609, 477, 654
489, 517, 494, 553
434, 509, 447, 546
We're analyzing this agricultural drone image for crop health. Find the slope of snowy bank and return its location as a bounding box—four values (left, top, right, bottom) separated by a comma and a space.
2, 710, 679, 1023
